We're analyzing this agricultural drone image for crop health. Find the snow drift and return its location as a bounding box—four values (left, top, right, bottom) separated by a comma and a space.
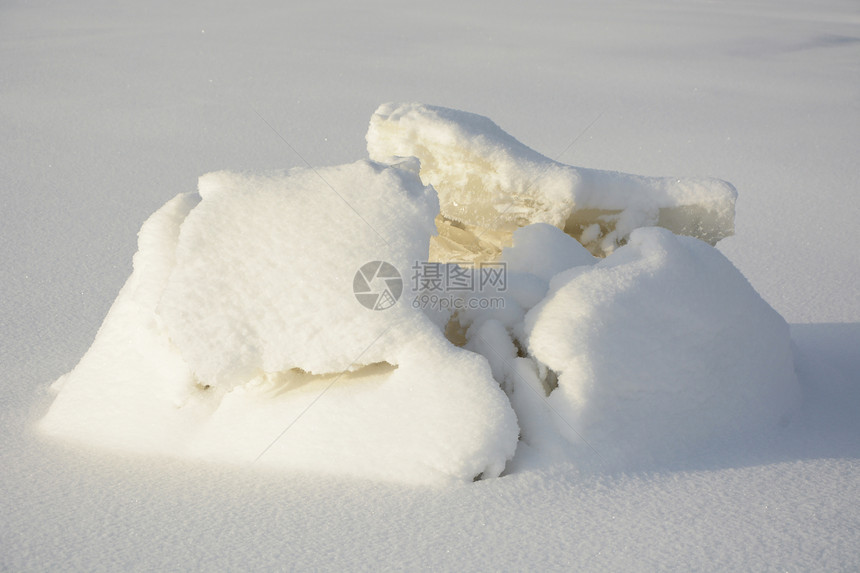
525, 227, 800, 466
40, 103, 798, 483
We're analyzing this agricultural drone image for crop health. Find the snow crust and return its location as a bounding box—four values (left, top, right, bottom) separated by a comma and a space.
368, 102, 738, 260
41, 105, 797, 484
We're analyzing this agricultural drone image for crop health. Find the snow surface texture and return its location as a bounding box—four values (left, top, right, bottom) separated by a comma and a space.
40, 105, 798, 484
368, 102, 737, 261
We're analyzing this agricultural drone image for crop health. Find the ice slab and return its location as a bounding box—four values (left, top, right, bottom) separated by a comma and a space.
367, 102, 737, 260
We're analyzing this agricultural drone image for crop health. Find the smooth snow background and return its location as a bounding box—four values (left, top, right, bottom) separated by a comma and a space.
2, 0, 859, 570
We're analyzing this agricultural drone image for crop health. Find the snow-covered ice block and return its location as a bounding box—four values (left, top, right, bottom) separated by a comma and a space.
367, 102, 737, 260
524, 227, 800, 466
40, 104, 794, 483
40, 161, 519, 484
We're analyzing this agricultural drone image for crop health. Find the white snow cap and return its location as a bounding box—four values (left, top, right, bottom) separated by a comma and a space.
41, 103, 797, 483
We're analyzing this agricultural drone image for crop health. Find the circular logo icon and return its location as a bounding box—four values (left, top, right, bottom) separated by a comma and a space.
353, 261, 403, 310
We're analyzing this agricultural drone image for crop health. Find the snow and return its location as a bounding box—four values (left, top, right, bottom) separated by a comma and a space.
40, 162, 519, 484
525, 227, 800, 468
500, 223, 596, 282
3, 0, 860, 570
159, 163, 437, 384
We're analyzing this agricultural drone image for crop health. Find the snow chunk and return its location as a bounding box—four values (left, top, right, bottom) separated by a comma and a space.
159, 162, 437, 389
524, 228, 800, 467
40, 161, 519, 484
499, 223, 596, 282
367, 102, 737, 259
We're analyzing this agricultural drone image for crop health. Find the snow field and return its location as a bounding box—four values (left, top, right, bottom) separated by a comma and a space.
6, 0, 860, 569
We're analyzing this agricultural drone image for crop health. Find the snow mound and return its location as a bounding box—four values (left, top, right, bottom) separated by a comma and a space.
40, 161, 519, 484
500, 223, 597, 282
40, 104, 798, 483
160, 163, 435, 388
524, 227, 800, 466
367, 102, 737, 260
